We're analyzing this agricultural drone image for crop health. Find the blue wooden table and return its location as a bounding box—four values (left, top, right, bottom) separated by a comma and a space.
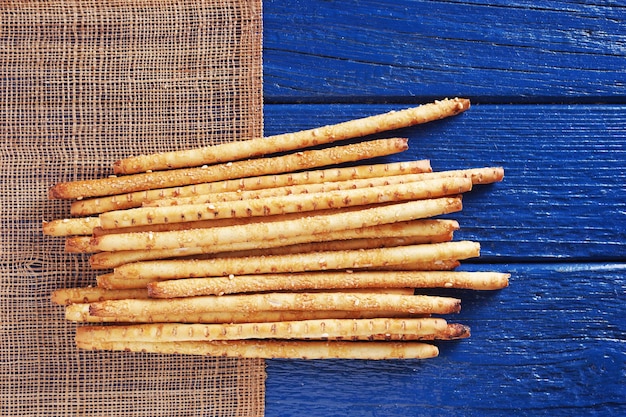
261, 1, 625, 415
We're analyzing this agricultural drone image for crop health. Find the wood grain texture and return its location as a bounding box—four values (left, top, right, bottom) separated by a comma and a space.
264, 0, 626, 103
262, 0, 625, 415
263, 103, 625, 261
262, 103, 626, 415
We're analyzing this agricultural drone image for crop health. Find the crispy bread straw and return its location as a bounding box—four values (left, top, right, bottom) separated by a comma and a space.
111, 241, 480, 282
147, 166, 503, 208
377, 259, 460, 271
84, 217, 458, 260
91, 204, 388, 237
113, 98, 469, 174
98, 259, 461, 290
65, 303, 424, 323
181, 234, 455, 259
42, 217, 100, 236
92, 203, 447, 239
88, 292, 461, 318
49, 138, 408, 200
91, 197, 463, 252
88, 219, 459, 268
90, 232, 453, 270
99, 176, 471, 229
83, 215, 457, 256
148, 271, 509, 298
51, 287, 149, 305
65, 236, 95, 253
75, 318, 468, 342
76, 339, 440, 360
71, 160, 432, 216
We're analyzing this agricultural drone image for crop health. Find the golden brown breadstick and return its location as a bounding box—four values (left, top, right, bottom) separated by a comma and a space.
99, 177, 471, 229
88, 292, 462, 318
89, 232, 453, 270
76, 339, 440, 360
71, 160, 432, 215
377, 259, 461, 271
113, 98, 469, 174
97, 259, 462, 290
90, 197, 463, 252
65, 303, 424, 323
87, 218, 459, 265
447, 166, 505, 184
75, 318, 467, 342
51, 287, 149, 305
93, 208, 456, 238
148, 270, 509, 298
49, 138, 408, 200
42, 217, 100, 236
111, 241, 480, 282
65, 236, 96, 253
145, 166, 502, 208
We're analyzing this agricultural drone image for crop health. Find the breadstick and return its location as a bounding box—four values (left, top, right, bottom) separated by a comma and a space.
145, 166, 502, 208
90, 232, 453, 270
148, 270, 509, 298
75, 318, 467, 342
65, 236, 96, 253
76, 339, 440, 360
113, 98, 469, 174
88, 292, 462, 318
71, 160, 431, 216
90, 197, 463, 252
99, 177, 471, 229
378, 259, 460, 271
111, 241, 480, 282
86, 216, 458, 260
65, 303, 423, 323
94, 208, 456, 238
49, 138, 408, 200
51, 287, 149, 305
98, 259, 461, 290
88, 219, 460, 268
42, 217, 100, 236
447, 166, 505, 185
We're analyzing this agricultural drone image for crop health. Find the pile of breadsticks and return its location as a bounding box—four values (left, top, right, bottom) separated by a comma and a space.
44, 97, 509, 360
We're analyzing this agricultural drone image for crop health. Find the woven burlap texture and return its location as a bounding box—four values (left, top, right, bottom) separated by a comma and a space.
1, 1, 265, 415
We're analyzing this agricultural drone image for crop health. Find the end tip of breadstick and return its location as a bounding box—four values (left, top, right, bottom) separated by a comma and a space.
500, 273, 511, 288
88, 302, 104, 317
48, 185, 62, 200
443, 97, 470, 114
494, 166, 505, 181
41, 220, 54, 235
146, 282, 160, 298
454, 97, 471, 111
50, 290, 66, 306
451, 323, 471, 339
95, 274, 112, 289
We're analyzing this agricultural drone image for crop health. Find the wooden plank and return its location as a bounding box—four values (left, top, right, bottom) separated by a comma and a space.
265, 262, 626, 416
264, 0, 626, 102
264, 103, 626, 262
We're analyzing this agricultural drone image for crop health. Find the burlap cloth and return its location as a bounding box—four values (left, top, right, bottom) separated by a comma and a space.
1, 1, 265, 415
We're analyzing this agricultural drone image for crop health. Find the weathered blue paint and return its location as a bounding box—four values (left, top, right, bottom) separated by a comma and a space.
263, 0, 626, 415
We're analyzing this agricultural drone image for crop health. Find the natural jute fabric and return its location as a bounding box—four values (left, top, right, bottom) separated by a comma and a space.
0, 1, 265, 415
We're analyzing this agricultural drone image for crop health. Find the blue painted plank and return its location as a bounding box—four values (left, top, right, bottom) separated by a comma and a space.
265, 262, 626, 416
263, 0, 626, 103
263, 103, 626, 262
